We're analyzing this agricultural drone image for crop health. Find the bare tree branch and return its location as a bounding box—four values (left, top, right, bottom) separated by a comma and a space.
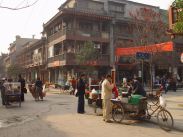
0, 0, 39, 10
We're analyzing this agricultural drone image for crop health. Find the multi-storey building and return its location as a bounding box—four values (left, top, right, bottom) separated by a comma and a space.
8, 35, 39, 65
0, 53, 8, 78
16, 37, 47, 82
5, 35, 39, 80
43, 0, 171, 83
43, 0, 113, 83
6, 0, 182, 84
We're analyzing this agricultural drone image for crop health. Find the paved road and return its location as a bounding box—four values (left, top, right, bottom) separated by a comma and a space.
0, 93, 182, 137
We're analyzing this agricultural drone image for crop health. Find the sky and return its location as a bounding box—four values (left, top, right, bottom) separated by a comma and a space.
0, 0, 174, 54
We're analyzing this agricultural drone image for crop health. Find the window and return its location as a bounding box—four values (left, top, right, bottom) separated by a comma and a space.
54, 44, 61, 56
79, 22, 93, 31
109, 2, 125, 13
48, 46, 53, 58
88, 1, 104, 11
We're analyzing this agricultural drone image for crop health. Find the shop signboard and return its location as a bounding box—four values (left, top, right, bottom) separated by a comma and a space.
136, 52, 150, 60
33, 53, 42, 65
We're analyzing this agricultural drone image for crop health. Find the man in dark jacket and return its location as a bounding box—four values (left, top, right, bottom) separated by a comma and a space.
35, 77, 43, 101
77, 74, 86, 114
18, 74, 26, 102
0, 79, 6, 105
132, 78, 146, 97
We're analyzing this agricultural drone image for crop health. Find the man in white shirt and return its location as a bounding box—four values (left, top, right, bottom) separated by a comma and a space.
101, 75, 114, 123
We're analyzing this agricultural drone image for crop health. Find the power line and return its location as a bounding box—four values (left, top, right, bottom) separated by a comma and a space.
0, 0, 40, 10
15, 0, 27, 8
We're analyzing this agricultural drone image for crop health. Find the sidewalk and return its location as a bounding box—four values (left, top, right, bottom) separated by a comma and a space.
146, 89, 183, 132
47, 87, 183, 131
162, 90, 183, 132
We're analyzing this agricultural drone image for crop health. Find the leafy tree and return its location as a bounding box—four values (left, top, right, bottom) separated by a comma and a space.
172, 0, 183, 33
129, 8, 169, 47
7, 64, 24, 80
128, 8, 170, 89
76, 41, 100, 64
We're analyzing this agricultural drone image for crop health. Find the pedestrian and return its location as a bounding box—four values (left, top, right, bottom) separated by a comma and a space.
18, 74, 26, 102
71, 77, 77, 95
76, 74, 86, 114
160, 76, 169, 94
132, 77, 146, 97
0, 78, 6, 105
101, 74, 114, 123
99, 76, 105, 90
35, 77, 43, 101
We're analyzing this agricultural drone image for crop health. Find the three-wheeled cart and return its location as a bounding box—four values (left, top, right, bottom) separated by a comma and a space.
3, 82, 21, 108
87, 85, 102, 113
111, 95, 174, 131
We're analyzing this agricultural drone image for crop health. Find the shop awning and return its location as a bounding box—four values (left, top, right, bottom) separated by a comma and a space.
116, 42, 174, 56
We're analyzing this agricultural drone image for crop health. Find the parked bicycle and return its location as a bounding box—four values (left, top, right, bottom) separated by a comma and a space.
111, 93, 174, 131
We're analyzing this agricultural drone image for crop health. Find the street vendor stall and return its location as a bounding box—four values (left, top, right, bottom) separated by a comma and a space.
3, 82, 21, 108
87, 85, 102, 113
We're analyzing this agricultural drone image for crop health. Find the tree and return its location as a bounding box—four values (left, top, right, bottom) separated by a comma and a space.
129, 8, 169, 47
128, 8, 170, 89
172, 0, 183, 34
76, 41, 100, 64
75, 41, 100, 74
7, 64, 24, 80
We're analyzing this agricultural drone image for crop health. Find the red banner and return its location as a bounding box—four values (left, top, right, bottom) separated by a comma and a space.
116, 42, 173, 56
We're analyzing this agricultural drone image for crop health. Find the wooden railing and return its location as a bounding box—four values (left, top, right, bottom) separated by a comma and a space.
48, 28, 109, 42
48, 53, 110, 66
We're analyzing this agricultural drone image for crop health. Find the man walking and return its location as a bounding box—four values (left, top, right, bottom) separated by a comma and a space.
35, 77, 43, 101
18, 74, 26, 102
101, 75, 114, 123
77, 74, 86, 114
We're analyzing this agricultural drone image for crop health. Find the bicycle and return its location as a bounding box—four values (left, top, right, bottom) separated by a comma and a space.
111, 94, 174, 131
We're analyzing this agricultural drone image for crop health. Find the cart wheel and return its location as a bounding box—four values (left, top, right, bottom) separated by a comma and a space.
112, 104, 124, 123
88, 98, 92, 105
5, 96, 8, 108
19, 96, 21, 107
157, 109, 174, 131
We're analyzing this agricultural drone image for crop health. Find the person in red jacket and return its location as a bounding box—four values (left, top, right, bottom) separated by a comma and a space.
112, 84, 118, 98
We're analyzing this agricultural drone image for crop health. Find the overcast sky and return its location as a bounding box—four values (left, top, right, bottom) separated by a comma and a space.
0, 0, 174, 54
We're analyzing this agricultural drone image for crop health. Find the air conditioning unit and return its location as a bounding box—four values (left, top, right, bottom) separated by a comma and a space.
94, 44, 101, 49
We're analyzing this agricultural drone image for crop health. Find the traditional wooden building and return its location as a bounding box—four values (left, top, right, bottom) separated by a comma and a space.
16, 38, 47, 82
43, 0, 113, 83
43, 0, 177, 84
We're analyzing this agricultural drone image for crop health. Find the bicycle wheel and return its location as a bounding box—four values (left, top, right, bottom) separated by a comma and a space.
157, 109, 174, 131
112, 104, 125, 123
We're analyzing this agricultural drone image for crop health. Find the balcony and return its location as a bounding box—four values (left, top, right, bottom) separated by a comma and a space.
115, 32, 134, 39
48, 28, 110, 43
63, 7, 106, 16
47, 53, 110, 67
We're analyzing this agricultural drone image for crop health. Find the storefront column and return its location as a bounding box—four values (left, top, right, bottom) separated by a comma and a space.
152, 65, 155, 83
173, 67, 178, 78
48, 70, 51, 83
54, 69, 57, 83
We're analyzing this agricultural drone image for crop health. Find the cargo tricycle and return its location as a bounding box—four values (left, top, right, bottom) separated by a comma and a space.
111, 94, 174, 131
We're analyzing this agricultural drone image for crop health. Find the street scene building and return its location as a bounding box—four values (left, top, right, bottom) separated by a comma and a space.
1, 0, 183, 86
0, 0, 183, 136
16, 37, 47, 82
